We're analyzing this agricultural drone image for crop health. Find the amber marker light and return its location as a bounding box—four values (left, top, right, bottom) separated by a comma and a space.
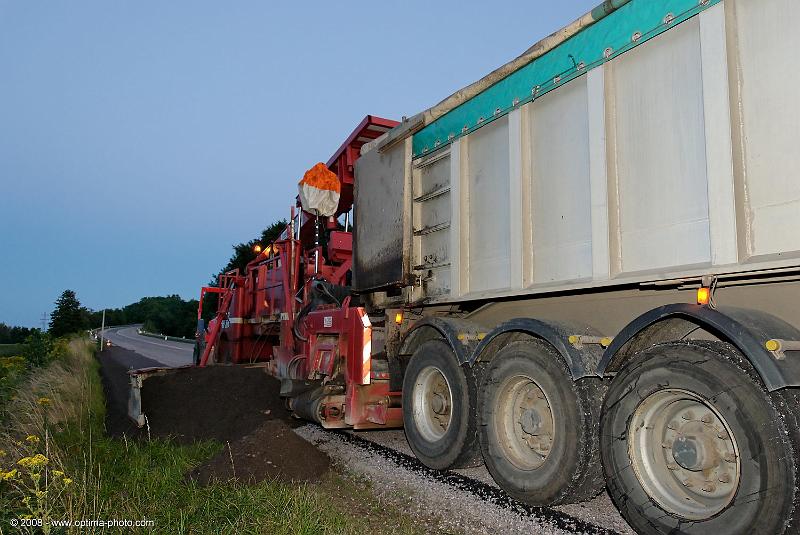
394, 312, 403, 324
253, 244, 262, 253
697, 287, 711, 306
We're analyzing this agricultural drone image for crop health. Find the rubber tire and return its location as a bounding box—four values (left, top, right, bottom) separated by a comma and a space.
402, 339, 481, 470
479, 339, 605, 505
600, 341, 800, 535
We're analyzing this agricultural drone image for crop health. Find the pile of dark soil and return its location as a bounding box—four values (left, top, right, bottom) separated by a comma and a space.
98, 346, 329, 484
139, 364, 295, 443
188, 419, 330, 485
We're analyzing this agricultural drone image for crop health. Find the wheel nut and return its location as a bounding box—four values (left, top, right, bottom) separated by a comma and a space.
683, 479, 693, 488
702, 483, 716, 493
662, 442, 672, 449
668, 420, 679, 430
719, 473, 731, 484
701, 414, 713, 424
723, 453, 736, 463
667, 463, 678, 471
718, 431, 729, 441
683, 410, 695, 420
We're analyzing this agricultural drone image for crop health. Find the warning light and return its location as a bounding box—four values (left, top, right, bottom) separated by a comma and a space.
253, 244, 262, 253
766, 339, 781, 352
394, 312, 403, 325
697, 287, 711, 306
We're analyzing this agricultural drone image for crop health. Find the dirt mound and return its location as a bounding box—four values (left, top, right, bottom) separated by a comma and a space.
188, 419, 330, 485
98, 346, 330, 485
138, 364, 295, 443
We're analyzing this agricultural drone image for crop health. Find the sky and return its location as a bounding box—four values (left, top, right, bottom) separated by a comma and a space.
0, 0, 597, 328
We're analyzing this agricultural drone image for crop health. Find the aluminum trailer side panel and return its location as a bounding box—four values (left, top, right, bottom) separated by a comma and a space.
356, 0, 800, 307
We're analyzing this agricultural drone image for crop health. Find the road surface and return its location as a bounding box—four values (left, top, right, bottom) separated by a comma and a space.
101, 325, 194, 367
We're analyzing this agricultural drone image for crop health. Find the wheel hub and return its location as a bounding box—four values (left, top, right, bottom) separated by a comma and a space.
412, 366, 453, 442
520, 408, 542, 435
670, 422, 720, 472
629, 389, 741, 520
493, 375, 555, 470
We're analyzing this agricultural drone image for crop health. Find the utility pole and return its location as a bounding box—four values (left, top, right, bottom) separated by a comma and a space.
99, 309, 106, 352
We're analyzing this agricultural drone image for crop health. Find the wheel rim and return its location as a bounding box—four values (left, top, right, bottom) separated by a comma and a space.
412, 366, 453, 442
493, 374, 555, 470
628, 388, 741, 520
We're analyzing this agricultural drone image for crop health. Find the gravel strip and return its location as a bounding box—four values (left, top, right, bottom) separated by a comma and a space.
295, 424, 634, 535
345, 429, 635, 535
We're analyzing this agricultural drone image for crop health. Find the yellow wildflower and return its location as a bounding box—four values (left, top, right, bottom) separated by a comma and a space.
0, 449, 6, 457
37, 397, 51, 406
17, 454, 48, 469
36, 490, 46, 498
52, 470, 64, 477
25, 435, 40, 444
63, 478, 73, 485
1, 469, 18, 480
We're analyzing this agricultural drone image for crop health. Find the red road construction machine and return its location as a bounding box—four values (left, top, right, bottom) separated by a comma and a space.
130, 1, 800, 533
194, 115, 402, 430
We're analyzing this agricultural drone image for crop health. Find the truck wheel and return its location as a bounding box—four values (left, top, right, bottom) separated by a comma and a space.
479, 340, 604, 505
601, 341, 800, 535
402, 339, 480, 469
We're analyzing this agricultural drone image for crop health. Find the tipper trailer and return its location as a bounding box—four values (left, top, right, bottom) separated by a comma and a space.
129, 0, 800, 533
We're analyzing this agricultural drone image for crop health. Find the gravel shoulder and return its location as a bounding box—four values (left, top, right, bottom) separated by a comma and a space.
296, 425, 635, 535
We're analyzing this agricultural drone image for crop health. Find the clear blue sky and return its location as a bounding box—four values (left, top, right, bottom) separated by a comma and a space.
0, 0, 597, 328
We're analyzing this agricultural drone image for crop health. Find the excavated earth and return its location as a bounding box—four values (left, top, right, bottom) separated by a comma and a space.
98, 345, 329, 484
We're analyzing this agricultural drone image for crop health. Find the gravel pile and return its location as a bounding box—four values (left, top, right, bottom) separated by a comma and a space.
296, 425, 634, 535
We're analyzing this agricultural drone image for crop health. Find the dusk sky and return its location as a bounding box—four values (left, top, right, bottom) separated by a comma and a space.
0, 1, 597, 328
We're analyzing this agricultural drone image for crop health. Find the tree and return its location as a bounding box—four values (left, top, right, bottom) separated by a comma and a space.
203, 220, 287, 319
49, 290, 86, 337
0, 323, 34, 344
211, 220, 287, 285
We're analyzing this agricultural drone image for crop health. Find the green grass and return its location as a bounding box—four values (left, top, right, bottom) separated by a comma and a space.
1, 340, 430, 534
53, 353, 424, 534
0, 343, 24, 357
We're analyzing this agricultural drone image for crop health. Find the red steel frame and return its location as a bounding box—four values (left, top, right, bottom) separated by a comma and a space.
195, 116, 402, 430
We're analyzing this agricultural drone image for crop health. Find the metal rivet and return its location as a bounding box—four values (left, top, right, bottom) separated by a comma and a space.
604, 47, 614, 59
664, 13, 675, 25
434, 140, 441, 147
577, 61, 586, 70
553, 75, 561, 84
477, 116, 485, 124
632, 31, 642, 42
494, 107, 501, 116
448, 133, 455, 140
462, 125, 469, 133
512, 97, 520, 106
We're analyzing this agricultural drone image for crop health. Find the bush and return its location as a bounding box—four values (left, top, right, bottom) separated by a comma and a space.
22, 331, 54, 369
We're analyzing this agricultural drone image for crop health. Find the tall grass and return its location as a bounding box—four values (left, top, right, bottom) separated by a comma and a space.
0, 339, 424, 535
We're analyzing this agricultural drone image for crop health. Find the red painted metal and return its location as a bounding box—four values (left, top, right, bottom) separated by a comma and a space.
193, 116, 403, 430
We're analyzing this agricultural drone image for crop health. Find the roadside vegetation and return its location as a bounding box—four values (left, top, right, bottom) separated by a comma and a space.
1, 336, 424, 534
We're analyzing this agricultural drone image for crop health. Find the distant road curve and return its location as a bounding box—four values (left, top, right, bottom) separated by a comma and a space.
101, 325, 193, 368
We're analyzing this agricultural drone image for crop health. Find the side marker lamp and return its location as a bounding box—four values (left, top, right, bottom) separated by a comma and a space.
697, 287, 711, 306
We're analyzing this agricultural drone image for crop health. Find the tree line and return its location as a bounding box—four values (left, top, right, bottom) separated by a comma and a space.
0, 323, 36, 345
2, 220, 289, 342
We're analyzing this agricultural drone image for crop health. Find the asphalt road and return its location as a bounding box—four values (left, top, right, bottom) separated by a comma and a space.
101, 325, 194, 367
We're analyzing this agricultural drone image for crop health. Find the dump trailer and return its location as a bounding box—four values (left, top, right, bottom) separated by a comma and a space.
355, 0, 800, 532
130, 0, 800, 533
